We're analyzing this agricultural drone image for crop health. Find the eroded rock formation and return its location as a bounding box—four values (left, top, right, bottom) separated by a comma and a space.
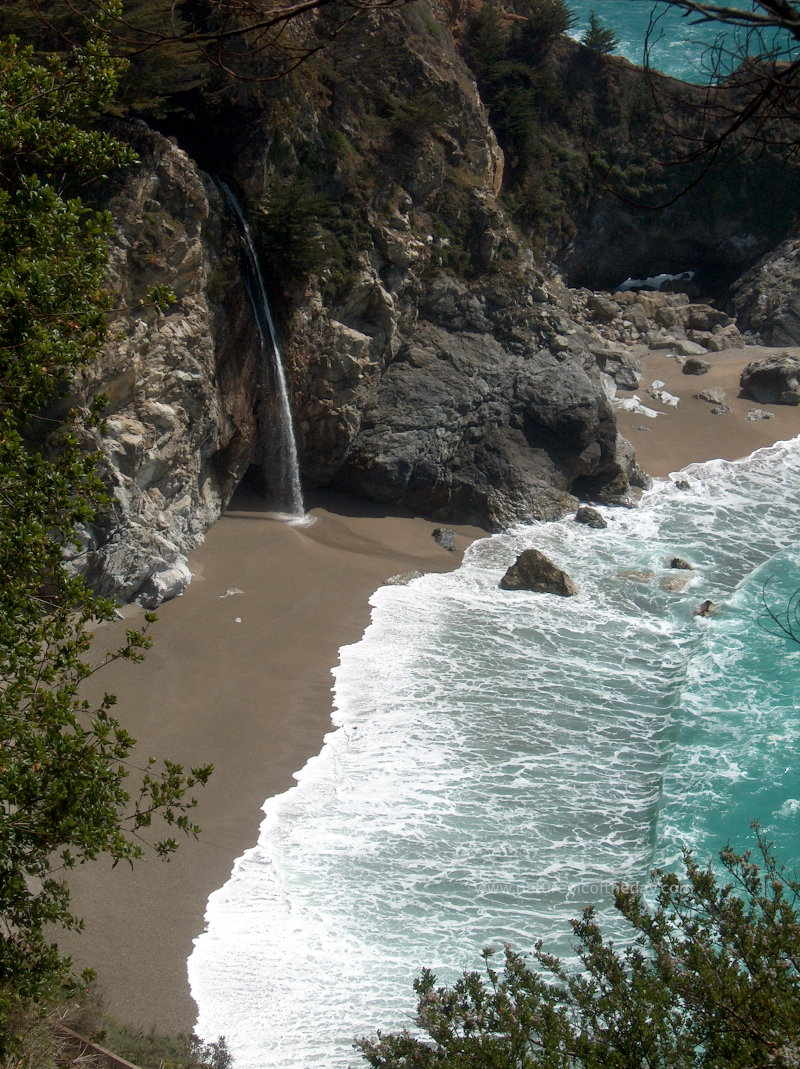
65, 125, 260, 605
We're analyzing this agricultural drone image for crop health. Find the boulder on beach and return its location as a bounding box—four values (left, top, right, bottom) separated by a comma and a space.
682, 356, 712, 375
739, 352, 800, 405
500, 548, 579, 596
694, 387, 726, 405
432, 527, 456, 551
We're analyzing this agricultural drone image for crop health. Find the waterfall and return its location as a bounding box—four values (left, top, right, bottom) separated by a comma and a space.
219, 182, 305, 518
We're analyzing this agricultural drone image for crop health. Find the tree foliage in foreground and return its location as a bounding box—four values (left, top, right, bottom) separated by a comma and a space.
0, 3, 211, 1055
358, 831, 800, 1067
645, 0, 800, 175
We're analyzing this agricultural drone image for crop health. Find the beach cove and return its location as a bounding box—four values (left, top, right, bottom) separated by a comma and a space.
61, 341, 798, 1047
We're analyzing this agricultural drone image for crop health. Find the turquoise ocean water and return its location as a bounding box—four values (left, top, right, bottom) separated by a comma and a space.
189, 437, 799, 1067
568, 0, 792, 83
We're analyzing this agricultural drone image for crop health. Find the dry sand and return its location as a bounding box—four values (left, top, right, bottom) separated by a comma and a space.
615, 344, 799, 477
62, 343, 797, 1036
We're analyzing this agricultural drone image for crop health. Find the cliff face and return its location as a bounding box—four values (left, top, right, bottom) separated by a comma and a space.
726, 236, 800, 346
67, 3, 796, 602
235, 7, 634, 527
66, 125, 260, 607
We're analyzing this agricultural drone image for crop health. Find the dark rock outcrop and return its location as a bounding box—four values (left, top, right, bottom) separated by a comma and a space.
560, 140, 799, 299
575, 505, 607, 528
66, 125, 260, 604
739, 353, 800, 405
322, 315, 625, 530
500, 549, 579, 596
727, 237, 800, 345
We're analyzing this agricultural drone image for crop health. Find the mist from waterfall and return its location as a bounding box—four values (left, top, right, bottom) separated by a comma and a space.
219, 182, 305, 518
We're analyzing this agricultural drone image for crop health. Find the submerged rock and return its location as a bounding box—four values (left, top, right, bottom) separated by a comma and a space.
499, 549, 579, 596
693, 599, 716, 617
662, 573, 693, 592
385, 570, 425, 586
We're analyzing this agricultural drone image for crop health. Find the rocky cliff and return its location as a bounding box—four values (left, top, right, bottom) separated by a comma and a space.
66, 3, 797, 603
726, 236, 800, 347
65, 125, 260, 607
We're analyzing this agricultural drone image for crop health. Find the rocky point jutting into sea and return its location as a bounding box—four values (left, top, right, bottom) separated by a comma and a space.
26, 0, 794, 609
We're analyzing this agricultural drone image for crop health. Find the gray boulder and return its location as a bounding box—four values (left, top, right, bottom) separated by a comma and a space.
683, 357, 712, 375
499, 548, 579, 596
575, 505, 607, 528
695, 387, 726, 405
739, 352, 800, 405
432, 527, 456, 551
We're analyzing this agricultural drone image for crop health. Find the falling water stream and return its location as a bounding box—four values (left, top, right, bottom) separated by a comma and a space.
219, 182, 305, 518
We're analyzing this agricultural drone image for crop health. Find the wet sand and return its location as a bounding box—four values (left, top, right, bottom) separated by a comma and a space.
62, 344, 797, 1036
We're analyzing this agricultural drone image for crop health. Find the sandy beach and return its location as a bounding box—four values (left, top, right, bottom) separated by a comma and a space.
614, 344, 799, 477
61, 342, 797, 1037
61, 491, 484, 1033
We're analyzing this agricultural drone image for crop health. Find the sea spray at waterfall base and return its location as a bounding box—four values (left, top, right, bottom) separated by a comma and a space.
189, 438, 799, 1069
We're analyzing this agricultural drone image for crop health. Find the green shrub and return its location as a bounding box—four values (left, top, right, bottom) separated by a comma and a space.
358, 830, 800, 1068
250, 176, 332, 295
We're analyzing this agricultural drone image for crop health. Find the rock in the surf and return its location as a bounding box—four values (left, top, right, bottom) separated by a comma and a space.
500, 549, 578, 596
575, 505, 607, 529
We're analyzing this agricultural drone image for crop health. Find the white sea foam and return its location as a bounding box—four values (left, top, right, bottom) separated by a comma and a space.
189, 438, 799, 1069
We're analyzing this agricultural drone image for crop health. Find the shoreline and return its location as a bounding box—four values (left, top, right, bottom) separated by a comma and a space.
61, 343, 797, 1035
61, 490, 484, 1033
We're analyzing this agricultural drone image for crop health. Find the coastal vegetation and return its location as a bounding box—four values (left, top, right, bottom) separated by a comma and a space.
359, 831, 800, 1067
0, 3, 211, 1058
